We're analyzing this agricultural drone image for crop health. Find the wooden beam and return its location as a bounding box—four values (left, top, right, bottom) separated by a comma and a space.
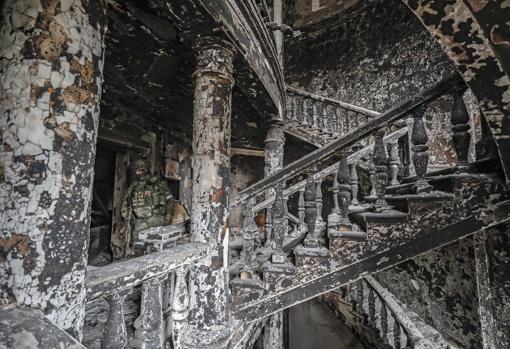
232, 147, 266, 157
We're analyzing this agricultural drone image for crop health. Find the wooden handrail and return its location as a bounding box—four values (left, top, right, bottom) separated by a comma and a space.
85, 242, 210, 301
232, 74, 464, 208
286, 86, 380, 118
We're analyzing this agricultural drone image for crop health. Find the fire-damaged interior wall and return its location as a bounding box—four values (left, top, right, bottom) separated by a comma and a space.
284, 1, 484, 347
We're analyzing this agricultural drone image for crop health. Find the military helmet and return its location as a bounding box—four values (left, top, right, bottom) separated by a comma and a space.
132, 159, 147, 171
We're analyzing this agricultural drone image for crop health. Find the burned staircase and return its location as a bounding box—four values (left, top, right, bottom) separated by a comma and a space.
227, 74, 510, 331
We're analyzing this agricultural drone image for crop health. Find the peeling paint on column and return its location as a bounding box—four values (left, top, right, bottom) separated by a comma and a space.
186, 36, 235, 346
0, 0, 106, 339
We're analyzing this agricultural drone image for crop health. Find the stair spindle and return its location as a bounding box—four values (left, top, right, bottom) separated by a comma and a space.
265, 207, 273, 249
283, 194, 289, 238
349, 162, 360, 206
312, 101, 319, 129
373, 128, 392, 212
302, 97, 310, 126
388, 141, 400, 186
411, 106, 433, 193
102, 288, 131, 349
368, 285, 376, 328
393, 313, 402, 349
141, 274, 167, 349
303, 174, 319, 248
451, 87, 471, 172
240, 202, 257, 278
272, 183, 286, 263
380, 297, 389, 343
356, 280, 365, 319
365, 156, 377, 202
298, 188, 306, 229
172, 266, 190, 348
336, 107, 344, 134
322, 103, 329, 132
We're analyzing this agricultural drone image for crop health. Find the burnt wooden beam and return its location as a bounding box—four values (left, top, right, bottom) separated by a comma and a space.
232, 147, 266, 157
232, 74, 464, 207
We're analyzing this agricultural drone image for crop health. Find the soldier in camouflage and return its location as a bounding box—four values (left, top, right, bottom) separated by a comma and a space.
121, 159, 175, 242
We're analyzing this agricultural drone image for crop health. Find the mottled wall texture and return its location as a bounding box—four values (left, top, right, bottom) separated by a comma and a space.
0, 0, 106, 339
376, 238, 482, 349
286, 0, 483, 168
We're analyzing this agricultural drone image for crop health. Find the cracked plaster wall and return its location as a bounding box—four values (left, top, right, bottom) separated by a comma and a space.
286, 0, 482, 168
0, 0, 106, 339
375, 238, 482, 349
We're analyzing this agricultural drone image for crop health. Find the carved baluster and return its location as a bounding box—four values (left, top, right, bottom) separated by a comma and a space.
312, 101, 319, 129
272, 182, 286, 263
332, 171, 340, 214
388, 141, 400, 186
338, 156, 351, 224
265, 206, 273, 249
172, 266, 190, 349
322, 103, 329, 132
328, 105, 337, 134
103, 289, 131, 349
336, 107, 344, 135
356, 279, 365, 319
411, 107, 433, 193
298, 188, 306, 230
344, 110, 350, 134
141, 274, 167, 349
303, 175, 318, 248
303, 98, 311, 126
316, 178, 323, 223
451, 87, 471, 172
380, 300, 389, 343
368, 285, 376, 328
373, 128, 392, 212
393, 314, 402, 349
283, 194, 289, 238
349, 162, 360, 207
365, 155, 377, 202
240, 202, 257, 278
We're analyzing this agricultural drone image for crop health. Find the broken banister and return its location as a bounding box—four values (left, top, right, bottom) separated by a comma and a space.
286, 85, 380, 118
232, 73, 464, 209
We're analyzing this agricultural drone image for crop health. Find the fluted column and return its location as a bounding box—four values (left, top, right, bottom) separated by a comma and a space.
186, 37, 235, 347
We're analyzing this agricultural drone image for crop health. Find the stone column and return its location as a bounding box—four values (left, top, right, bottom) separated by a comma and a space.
0, 0, 107, 339
263, 120, 285, 349
185, 36, 235, 348
474, 226, 510, 349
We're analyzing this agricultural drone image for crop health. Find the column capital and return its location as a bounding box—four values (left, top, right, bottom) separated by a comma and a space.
192, 36, 236, 84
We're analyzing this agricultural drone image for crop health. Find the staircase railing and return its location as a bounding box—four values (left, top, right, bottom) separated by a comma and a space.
323, 276, 436, 349
85, 242, 210, 348
232, 73, 464, 208
286, 86, 379, 144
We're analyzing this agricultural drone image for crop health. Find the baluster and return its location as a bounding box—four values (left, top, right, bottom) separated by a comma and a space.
328, 105, 337, 134
289, 95, 296, 122
373, 128, 392, 212
393, 313, 402, 349
365, 155, 377, 202
368, 285, 376, 328
451, 87, 471, 172
388, 141, 400, 186
272, 182, 286, 263
322, 103, 329, 132
380, 300, 389, 344
141, 274, 167, 349
240, 202, 257, 278
411, 107, 433, 193
336, 107, 344, 135
283, 194, 289, 238
303, 98, 311, 126
356, 279, 365, 319
328, 155, 351, 233
312, 101, 319, 129
316, 178, 323, 223
172, 266, 190, 349
265, 206, 273, 249
298, 188, 306, 230
344, 110, 350, 134
303, 174, 319, 248
349, 161, 360, 207
102, 289, 132, 349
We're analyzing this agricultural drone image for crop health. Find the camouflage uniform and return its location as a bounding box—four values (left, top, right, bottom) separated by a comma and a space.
121, 160, 174, 241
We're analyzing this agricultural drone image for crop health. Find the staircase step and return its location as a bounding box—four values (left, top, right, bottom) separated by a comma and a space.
351, 210, 408, 231
386, 192, 454, 213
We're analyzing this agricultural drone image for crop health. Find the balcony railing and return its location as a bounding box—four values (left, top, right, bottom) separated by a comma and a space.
85, 242, 210, 348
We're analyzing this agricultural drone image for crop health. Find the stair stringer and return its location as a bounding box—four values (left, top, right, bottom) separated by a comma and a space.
232, 176, 510, 323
